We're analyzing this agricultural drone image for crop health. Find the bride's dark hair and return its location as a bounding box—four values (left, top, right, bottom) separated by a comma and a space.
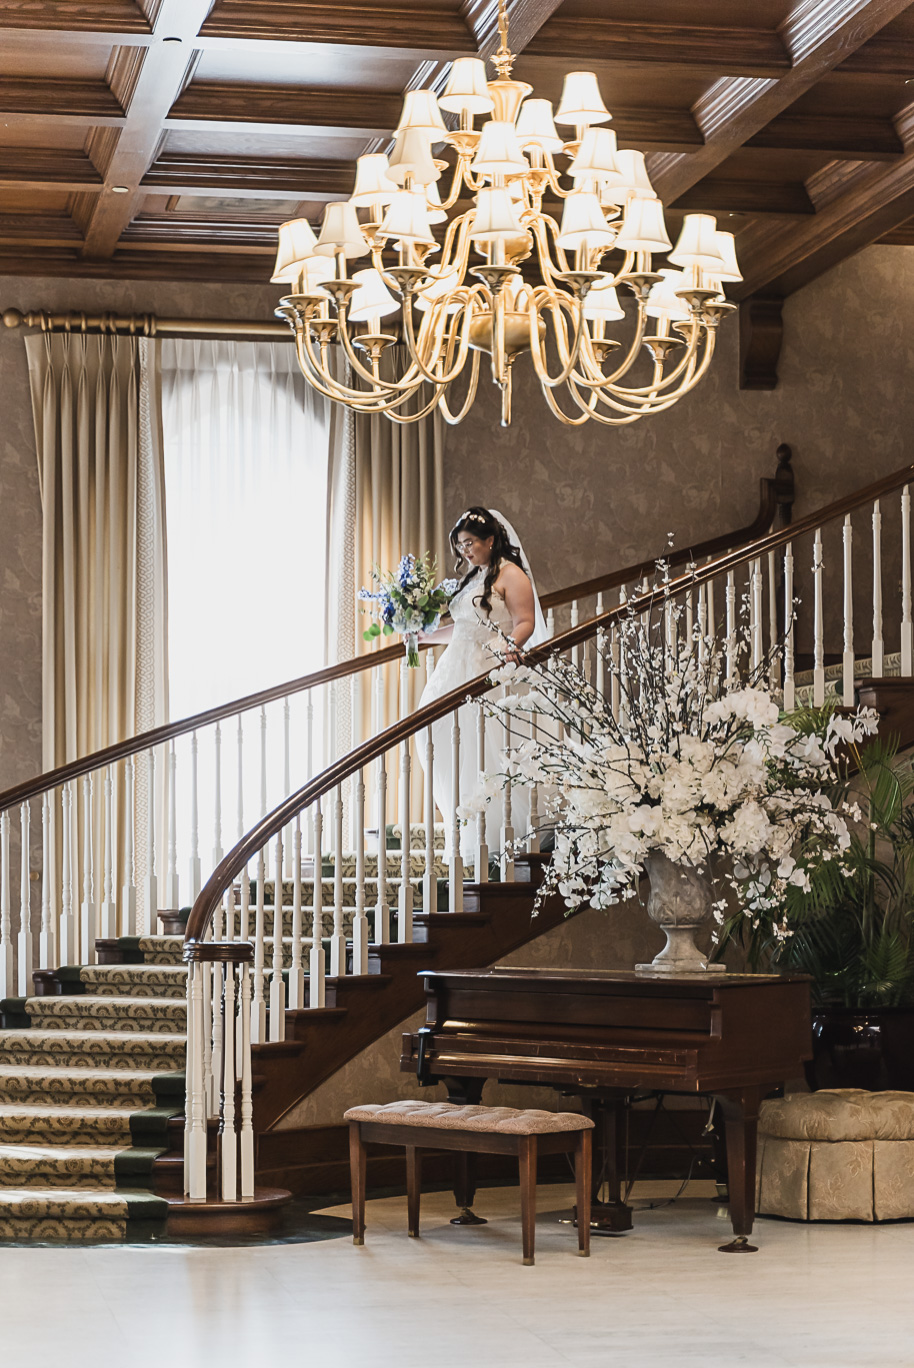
449, 506, 527, 618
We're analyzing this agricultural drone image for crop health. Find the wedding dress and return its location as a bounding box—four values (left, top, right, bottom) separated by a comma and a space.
418, 514, 548, 866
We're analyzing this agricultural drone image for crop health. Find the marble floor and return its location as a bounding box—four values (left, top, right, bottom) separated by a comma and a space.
1, 1180, 911, 1368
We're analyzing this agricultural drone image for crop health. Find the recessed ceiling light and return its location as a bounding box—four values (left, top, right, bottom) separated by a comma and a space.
163, 35, 182, 42
111, 185, 130, 194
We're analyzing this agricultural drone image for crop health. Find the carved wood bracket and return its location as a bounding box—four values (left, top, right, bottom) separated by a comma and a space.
739, 295, 785, 391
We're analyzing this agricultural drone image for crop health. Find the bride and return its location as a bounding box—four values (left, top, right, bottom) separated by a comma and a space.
418, 507, 549, 868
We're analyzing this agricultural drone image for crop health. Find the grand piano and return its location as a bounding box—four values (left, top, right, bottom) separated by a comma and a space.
401, 966, 812, 1252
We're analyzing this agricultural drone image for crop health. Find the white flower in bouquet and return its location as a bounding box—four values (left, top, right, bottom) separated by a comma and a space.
358, 553, 457, 667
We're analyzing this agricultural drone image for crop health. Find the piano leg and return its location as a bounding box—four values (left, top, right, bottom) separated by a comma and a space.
715, 1087, 761, 1253
580, 1097, 633, 1234
444, 1077, 487, 1226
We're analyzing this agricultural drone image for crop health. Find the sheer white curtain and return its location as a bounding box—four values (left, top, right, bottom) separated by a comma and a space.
160, 340, 330, 872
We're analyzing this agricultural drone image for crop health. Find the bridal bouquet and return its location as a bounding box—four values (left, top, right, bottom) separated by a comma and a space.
473, 612, 878, 944
359, 554, 457, 668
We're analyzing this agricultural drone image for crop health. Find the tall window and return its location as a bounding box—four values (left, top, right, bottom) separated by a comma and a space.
160, 339, 330, 861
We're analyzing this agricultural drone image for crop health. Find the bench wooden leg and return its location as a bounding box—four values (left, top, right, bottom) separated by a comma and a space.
575, 1130, 591, 1257
518, 1136, 537, 1266
349, 1120, 366, 1246
406, 1145, 421, 1237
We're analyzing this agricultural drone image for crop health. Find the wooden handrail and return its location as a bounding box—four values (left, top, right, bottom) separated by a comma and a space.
0, 450, 792, 815
183, 453, 914, 946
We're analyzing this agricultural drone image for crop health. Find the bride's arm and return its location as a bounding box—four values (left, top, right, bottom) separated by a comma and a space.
419, 619, 454, 645
498, 563, 536, 650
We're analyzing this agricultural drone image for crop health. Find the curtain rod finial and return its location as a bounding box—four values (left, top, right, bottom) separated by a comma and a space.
2, 308, 24, 330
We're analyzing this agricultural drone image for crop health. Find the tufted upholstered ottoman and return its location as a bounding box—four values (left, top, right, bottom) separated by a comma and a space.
756, 1089, 914, 1222
344, 1099, 594, 1264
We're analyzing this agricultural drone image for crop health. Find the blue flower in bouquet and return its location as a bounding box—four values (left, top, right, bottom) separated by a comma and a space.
358, 553, 457, 666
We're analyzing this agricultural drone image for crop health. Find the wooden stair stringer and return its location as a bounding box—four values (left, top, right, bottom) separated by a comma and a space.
250, 878, 578, 1136
857, 679, 914, 753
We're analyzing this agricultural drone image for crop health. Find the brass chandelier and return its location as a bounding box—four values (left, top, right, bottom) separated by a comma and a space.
271, 1, 741, 427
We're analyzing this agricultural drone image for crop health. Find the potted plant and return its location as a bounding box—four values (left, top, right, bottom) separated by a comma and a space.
719, 722, 914, 1090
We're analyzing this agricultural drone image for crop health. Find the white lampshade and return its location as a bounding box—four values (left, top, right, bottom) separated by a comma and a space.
669, 213, 726, 271
470, 185, 523, 242
439, 58, 494, 115
471, 120, 528, 176
569, 126, 619, 183
396, 88, 447, 137
350, 154, 397, 209
557, 191, 615, 250
515, 98, 562, 152
348, 268, 400, 323
555, 71, 611, 127
271, 218, 318, 283
313, 201, 368, 259
379, 190, 437, 245
713, 230, 742, 282
425, 179, 448, 225
613, 194, 672, 253
645, 269, 691, 323
387, 127, 441, 188
415, 265, 462, 313
583, 275, 625, 321
609, 149, 655, 200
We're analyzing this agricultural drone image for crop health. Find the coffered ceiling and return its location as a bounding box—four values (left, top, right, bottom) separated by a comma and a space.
3, 0, 914, 302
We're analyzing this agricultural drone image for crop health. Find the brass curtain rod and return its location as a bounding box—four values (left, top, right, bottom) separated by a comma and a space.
1, 307, 291, 341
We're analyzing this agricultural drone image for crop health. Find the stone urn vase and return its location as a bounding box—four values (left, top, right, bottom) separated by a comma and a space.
635, 852, 726, 975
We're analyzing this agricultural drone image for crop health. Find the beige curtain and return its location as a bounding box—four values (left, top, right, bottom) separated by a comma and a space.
26, 333, 168, 937
325, 361, 447, 786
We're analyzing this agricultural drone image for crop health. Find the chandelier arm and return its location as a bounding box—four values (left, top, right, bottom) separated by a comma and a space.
602, 324, 714, 402
526, 290, 589, 389
401, 292, 476, 387
590, 337, 715, 415
383, 383, 449, 423
563, 376, 649, 424
334, 305, 430, 392
439, 158, 470, 212
531, 214, 573, 284
537, 376, 598, 426
294, 326, 407, 408
437, 349, 481, 424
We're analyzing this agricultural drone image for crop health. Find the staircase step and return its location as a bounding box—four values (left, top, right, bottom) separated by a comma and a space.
0, 1143, 128, 1190
137, 936, 185, 965
0, 1187, 168, 1241
0, 1029, 185, 1070
22, 996, 185, 1033
0, 1102, 148, 1146
0, 1065, 161, 1108
78, 965, 187, 999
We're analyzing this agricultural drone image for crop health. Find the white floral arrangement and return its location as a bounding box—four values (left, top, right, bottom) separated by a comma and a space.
467, 608, 877, 942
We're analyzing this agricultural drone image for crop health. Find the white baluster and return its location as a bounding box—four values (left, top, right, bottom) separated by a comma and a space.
610, 626, 621, 722
706, 568, 716, 650
144, 748, 157, 936
0, 811, 12, 996
39, 794, 55, 971
330, 785, 347, 974
750, 560, 763, 673
570, 599, 580, 669
843, 515, 855, 707
251, 848, 266, 1042
189, 731, 201, 902
398, 743, 413, 945
122, 758, 136, 937
99, 767, 116, 939
18, 802, 32, 995
212, 721, 223, 871
288, 815, 305, 1007
546, 606, 555, 639
60, 783, 75, 965
449, 714, 464, 914
306, 690, 315, 856
901, 485, 913, 677
783, 542, 796, 711
767, 550, 779, 691
310, 798, 326, 1008
422, 728, 436, 919
186, 960, 208, 1201
165, 739, 179, 910
501, 686, 515, 883
208, 898, 222, 1119
527, 703, 541, 855
352, 774, 369, 975
595, 626, 606, 698
80, 774, 97, 965
872, 499, 884, 678
221, 960, 237, 1201
374, 749, 390, 944
224, 881, 235, 943
269, 835, 286, 1041
239, 963, 255, 1198
697, 585, 708, 666
685, 588, 694, 648
813, 529, 825, 708
725, 571, 737, 682
283, 698, 293, 878
236, 714, 244, 846
260, 705, 268, 817
475, 702, 488, 883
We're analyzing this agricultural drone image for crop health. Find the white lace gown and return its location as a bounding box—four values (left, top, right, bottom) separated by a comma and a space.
418, 579, 530, 865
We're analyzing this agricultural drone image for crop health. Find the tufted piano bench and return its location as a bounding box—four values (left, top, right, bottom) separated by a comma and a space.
343, 1099, 594, 1265
757, 1089, 914, 1221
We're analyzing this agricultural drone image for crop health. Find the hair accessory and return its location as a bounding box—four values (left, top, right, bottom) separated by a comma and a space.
461, 511, 488, 525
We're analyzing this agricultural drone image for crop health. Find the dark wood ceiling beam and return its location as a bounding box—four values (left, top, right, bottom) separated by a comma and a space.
0, 246, 274, 283
80, 0, 215, 259
0, 78, 125, 121
746, 111, 904, 159
650, 0, 914, 206
141, 152, 353, 200
0, 150, 103, 194
168, 82, 403, 138
523, 17, 790, 77
462, 0, 565, 60
674, 178, 815, 215
834, 32, 914, 73
733, 130, 914, 298
0, 0, 151, 35
199, 1, 474, 52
